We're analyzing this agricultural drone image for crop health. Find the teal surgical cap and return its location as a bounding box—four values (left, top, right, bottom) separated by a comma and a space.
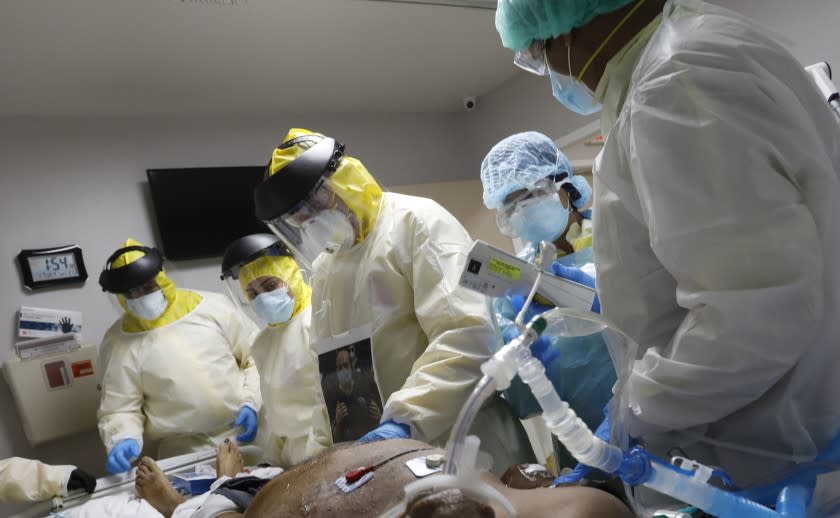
495, 0, 637, 51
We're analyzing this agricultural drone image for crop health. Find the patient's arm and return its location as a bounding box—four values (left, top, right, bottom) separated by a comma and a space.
245, 439, 632, 518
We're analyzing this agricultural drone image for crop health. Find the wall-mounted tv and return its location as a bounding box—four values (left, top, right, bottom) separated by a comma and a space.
146, 166, 268, 261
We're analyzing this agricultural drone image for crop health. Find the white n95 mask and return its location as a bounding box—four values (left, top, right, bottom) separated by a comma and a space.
126, 290, 168, 321
252, 287, 295, 324
302, 209, 356, 254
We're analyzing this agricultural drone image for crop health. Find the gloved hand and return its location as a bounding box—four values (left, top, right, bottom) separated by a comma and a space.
550, 262, 600, 314
552, 405, 611, 486
509, 294, 553, 325
235, 406, 258, 443
357, 419, 411, 443
67, 468, 97, 494
106, 438, 140, 474
509, 294, 560, 366
553, 462, 594, 485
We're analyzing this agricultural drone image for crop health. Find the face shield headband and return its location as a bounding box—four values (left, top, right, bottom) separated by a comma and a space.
253, 136, 345, 223
99, 245, 164, 293
221, 232, 292, 283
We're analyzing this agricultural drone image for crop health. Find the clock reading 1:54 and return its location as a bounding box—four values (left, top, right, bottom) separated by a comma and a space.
29, 253, 79, 282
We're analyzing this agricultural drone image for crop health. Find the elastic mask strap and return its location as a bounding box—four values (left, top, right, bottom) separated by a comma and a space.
577, 0, 648, 82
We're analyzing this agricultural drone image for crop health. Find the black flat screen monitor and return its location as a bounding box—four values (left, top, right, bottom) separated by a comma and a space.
146, 167, 268, 260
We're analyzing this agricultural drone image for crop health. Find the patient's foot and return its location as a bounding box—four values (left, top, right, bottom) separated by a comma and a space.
217, 438, 244, 478
135, 456, 185, 518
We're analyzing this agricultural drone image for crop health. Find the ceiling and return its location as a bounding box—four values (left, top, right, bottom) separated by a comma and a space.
0, 0, 519, 116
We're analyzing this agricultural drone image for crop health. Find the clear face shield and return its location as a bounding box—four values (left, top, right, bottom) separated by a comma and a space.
264, 180, 359, 269
514, 39, 549, 76
99, 245, 167, 319
222, 250, 309, 328
103, 278, 166, 320
495, 177, 571, 239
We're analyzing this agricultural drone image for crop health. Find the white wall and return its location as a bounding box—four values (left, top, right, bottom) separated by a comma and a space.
0, 112, 477, 514
724, 0, 840, 72
463, 71, 599, 174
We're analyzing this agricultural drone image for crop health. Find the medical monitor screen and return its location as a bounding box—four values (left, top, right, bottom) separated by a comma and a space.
147, 167, 268, 260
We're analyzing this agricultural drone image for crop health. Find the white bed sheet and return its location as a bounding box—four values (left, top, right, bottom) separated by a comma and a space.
60, 466, 284, 518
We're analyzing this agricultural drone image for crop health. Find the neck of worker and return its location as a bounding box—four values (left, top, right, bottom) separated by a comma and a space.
577, 0, 667, 91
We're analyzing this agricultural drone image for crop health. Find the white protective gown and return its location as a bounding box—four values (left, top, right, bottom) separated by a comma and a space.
251, 305, 332, 467
98, 291, 261, 458
310, 192, 534, 473
0, 458, 73, 503
593, 0, 840, 487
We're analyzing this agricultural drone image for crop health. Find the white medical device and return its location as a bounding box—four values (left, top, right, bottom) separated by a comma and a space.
459, 240, 596, 311
806, 62, 840, 121
2, 345, 101, 446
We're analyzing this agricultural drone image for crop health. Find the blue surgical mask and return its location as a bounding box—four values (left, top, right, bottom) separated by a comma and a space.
509, 194, 569, 245
252, 287, 295, 324
548, 47, 602, 116
126, 290, 168, 321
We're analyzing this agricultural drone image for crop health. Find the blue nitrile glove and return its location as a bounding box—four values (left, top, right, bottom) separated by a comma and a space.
235, 406, 258, 443
509, 294, 552, 324
358, 419, 411, 443
509, 294, 560, 365
106, 438, 141, 474
553, 462, 594, 485
553, 406, 611, 486
551, 263, 600, 314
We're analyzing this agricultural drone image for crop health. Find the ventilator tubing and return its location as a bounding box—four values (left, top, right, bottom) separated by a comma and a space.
513, 321, 794, 517
446, 297, 797, 517
518, 338, 793, 517
642, 455, 795, 517
444, 319, 545, 477
517, 344, 624, 473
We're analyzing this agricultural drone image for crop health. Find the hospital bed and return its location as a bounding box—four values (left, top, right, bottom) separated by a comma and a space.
10, 445, 263, 518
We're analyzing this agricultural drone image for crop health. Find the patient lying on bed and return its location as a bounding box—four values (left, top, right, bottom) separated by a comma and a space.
136, 439, 632, 518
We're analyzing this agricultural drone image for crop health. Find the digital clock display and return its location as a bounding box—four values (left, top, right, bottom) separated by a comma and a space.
28, 253, 80, 282
18, 244, 88, 290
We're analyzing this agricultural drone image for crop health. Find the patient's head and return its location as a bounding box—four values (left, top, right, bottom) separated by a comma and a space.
402, 488, 495, 518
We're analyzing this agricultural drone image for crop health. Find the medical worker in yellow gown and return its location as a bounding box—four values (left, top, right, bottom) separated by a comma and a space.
252, 128, 534, 474
0, 457, 95, 503
98, 239, 261, 474
221, 233, 331, 467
